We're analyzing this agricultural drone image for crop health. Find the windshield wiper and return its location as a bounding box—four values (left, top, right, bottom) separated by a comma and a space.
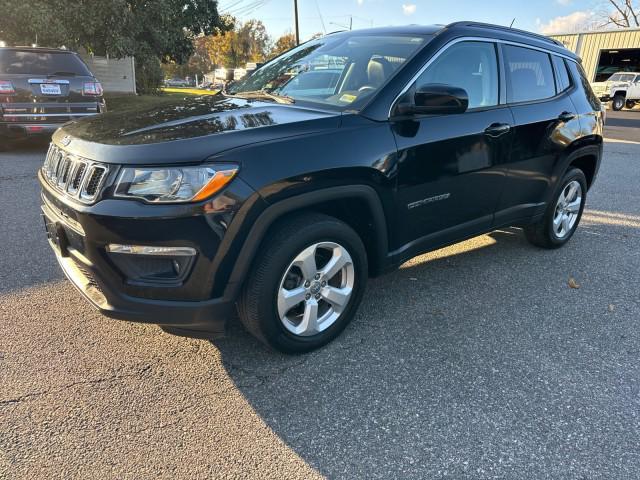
47, 71, 77, 77
230, 90, 295, 104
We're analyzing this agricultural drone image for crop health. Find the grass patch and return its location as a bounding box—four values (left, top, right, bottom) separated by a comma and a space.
103, 93, 188, 114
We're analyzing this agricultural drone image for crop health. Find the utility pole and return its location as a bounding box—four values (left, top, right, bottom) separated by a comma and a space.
294, 0, 300, 45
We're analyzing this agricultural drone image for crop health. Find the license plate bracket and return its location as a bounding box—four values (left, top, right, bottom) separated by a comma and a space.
40, 83, 62, 95
42, 213, 69, 256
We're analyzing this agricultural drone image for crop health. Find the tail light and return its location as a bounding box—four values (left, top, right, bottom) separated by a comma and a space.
0, 81, 15, 94
83, 82, 103, 96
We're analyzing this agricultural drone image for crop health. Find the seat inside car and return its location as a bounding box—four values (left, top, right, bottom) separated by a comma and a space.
367, 56, 393, 88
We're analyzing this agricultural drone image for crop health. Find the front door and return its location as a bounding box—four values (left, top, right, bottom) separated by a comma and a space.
391, 40, 513, 255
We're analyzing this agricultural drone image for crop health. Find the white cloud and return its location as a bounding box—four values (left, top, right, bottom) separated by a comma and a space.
356, 0, 364, 5
538, 10, 594, 34
402, 3, 417, 15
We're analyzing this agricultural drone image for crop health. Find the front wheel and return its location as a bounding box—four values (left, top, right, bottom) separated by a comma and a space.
524, 168, 587, 249
612, 94, 625, 111
238, 213, 368, 353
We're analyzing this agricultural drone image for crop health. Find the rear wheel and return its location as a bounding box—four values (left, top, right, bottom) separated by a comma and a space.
524, 168, 587, 249
626, 100, 637, 110
238, 213, 368, 353
612, 94, 625, 111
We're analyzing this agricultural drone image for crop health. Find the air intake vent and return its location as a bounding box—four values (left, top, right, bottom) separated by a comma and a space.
42, 144, 108, 203
81, 166, 107, 200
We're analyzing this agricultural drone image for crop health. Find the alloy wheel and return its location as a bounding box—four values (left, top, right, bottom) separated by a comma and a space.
553, 180, 583, 239
277, 242, 355, 337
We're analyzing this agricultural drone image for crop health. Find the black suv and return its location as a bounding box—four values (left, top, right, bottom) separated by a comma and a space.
1, 46, 104, 147
39, 23, 603, 353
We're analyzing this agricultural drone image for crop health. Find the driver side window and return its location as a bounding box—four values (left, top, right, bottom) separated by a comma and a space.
415, 41, 499, 109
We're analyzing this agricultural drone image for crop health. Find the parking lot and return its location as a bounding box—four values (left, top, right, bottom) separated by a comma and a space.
1, 113, 639, 479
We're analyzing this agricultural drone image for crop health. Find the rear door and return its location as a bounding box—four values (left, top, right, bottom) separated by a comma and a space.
494, 44, 581, 226
392, 40, 514, 252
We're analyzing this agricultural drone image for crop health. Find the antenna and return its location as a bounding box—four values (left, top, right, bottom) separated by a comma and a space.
509, 18, 516, 28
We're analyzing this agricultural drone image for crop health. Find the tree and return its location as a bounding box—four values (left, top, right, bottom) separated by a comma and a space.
0, 0, 232, 92
271, 33, 297, 58
601, 0, 640, 27
201, 19, 270, 69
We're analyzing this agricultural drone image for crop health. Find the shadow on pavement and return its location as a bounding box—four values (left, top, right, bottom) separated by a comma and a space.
209, 224, 638, 477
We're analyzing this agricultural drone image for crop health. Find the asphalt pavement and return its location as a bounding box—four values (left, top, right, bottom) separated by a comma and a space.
1, 120, 639, 479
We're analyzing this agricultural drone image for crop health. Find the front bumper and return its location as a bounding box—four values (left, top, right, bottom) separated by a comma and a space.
39, 168, 257, 337
52, 245, 234, 336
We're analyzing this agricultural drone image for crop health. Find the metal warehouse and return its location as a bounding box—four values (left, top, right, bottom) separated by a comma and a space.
551, 28, 640, 83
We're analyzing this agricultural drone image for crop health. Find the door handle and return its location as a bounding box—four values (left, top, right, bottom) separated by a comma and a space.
484, 123, 511, 137
558, 111, 576, 122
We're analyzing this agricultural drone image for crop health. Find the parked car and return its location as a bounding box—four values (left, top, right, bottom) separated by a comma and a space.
164, 78, 189, 88
591, 72, 640, 110
39, 22, 603, 353
0, 46, 104, 149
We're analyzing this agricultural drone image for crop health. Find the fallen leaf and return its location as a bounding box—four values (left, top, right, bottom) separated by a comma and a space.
609, 304, 615, 312
568, 277, 580, 289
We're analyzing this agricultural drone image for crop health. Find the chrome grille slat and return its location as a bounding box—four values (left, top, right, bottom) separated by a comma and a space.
41, 143, 108, 203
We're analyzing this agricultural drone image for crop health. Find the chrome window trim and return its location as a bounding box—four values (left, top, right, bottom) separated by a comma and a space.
388, 36, 578, 117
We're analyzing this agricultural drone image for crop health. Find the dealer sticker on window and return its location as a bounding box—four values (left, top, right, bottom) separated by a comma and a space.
339, 94, 357, 104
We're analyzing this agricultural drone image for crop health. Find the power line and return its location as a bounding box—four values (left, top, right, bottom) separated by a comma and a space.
314, 0, 327, 34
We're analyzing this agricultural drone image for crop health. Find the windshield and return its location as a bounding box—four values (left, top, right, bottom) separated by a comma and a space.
228, 33, 428, 109
0, 50, 92, 75
608, 73, 635, 82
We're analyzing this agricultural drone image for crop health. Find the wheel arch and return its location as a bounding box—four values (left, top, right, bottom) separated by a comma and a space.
223, 185, 390, 300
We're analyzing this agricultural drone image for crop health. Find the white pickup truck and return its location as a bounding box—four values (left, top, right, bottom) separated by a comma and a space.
591, 72, 640, 111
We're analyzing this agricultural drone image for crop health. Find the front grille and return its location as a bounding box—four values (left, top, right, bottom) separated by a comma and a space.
42, 143, 109, 203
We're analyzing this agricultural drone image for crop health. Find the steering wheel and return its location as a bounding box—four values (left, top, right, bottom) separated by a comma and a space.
358, 85, 376, 93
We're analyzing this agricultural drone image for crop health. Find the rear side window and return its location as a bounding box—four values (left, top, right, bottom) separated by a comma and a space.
503, 45, 556, 103
415, 41, 499, 109
0, 50, 91, 76
552, 56, 572, 92
567, 60, 601, 110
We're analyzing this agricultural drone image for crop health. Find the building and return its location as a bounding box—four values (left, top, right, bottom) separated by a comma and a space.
550, 28, 640, 82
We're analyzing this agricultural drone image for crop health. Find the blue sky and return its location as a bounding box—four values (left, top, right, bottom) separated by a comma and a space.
218, 0, 602, 40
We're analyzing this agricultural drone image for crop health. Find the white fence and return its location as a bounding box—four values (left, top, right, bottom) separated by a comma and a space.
81, 55, 136, 94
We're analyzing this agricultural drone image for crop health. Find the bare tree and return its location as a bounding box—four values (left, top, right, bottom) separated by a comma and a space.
601, 0, 640, 28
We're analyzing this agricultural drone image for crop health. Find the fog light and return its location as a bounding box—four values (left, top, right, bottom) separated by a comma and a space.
105, 244, 196, 286
106, 244, 196, 256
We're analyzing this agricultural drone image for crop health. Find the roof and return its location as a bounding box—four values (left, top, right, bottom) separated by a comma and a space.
328, 25, 445, 37
549, 26, 640, 37
326, 22, 577, 59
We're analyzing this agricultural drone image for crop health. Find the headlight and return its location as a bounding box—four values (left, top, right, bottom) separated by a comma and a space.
114, 164, 238, 203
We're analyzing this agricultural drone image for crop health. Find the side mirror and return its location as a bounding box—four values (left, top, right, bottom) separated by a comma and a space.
396, 84, 469, 116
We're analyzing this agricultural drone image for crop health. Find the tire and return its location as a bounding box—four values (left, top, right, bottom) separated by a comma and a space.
626, 100, 636, 110
238, 213, 368, 353
612, 94, 625, 111
524, 168, 587, 249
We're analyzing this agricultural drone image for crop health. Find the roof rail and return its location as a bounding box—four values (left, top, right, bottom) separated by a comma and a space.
446, 21, 566, 48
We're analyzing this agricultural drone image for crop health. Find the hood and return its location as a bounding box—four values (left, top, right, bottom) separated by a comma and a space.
55, 94, 341, 164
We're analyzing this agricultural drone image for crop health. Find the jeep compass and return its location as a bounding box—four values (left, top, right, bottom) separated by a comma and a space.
39, 22, 603, 353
